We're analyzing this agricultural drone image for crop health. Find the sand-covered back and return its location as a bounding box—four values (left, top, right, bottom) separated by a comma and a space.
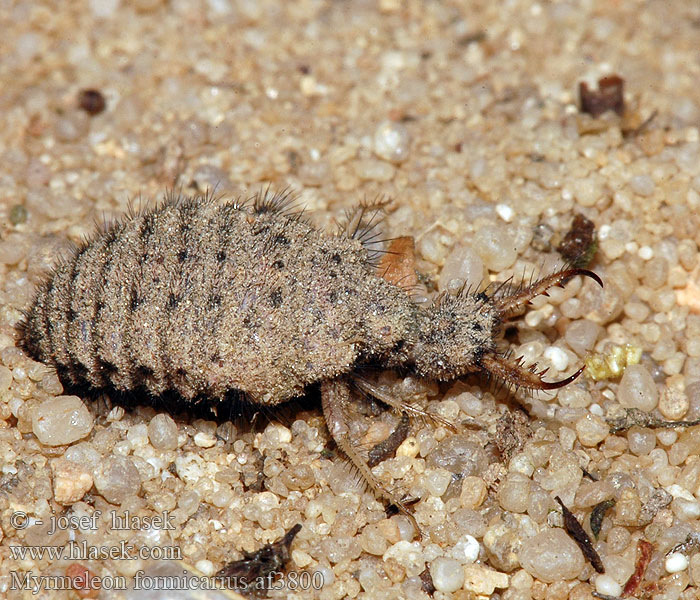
2, 1, 700, 599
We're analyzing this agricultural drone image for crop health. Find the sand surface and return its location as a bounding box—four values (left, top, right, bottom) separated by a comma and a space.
2, 1, 700, 598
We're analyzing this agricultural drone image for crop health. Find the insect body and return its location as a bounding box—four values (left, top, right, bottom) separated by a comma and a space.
20, 190, 601, 520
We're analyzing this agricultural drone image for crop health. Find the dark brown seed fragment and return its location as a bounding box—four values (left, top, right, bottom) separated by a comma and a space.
367, 412, 410, 467
554, 495, 605, 573
579, 75, 625, 117
77, 89, 106, 115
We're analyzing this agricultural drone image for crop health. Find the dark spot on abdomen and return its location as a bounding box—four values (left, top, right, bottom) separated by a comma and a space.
270, 289, 283, 308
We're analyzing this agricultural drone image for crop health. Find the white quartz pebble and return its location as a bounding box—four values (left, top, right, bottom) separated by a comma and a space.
665, 552, 689, 573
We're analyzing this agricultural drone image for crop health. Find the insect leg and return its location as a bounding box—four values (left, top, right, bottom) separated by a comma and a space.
321, 378, 421, 537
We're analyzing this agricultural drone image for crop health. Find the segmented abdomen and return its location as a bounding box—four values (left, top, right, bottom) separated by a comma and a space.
21, 192, 418, 404
22, 197, 242, 399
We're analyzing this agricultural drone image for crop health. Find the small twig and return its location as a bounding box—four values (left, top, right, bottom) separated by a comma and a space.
607, 408, 700, 434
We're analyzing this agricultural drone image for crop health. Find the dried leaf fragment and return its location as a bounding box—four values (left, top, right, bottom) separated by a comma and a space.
555, 496, 605, 573
376, 236, 419, 290
579, 75, 625, 117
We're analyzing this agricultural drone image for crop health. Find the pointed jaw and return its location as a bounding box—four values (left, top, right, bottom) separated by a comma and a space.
480, 353, 586, 391
493, 268, 603, 317
481, 267, 602, 390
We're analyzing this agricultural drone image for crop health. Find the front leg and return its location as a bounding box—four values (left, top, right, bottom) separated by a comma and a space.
321, 378, 420, 537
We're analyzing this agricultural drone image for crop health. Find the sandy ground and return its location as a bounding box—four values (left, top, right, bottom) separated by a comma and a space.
2, 1, 700, 599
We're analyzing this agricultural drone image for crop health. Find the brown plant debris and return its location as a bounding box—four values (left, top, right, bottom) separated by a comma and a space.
579, 75, 625, 117
367, 412, 411, 467
607, 408, 700, 434
555, 495, 605, 574
419, 567, 436, 596
215, 523, 302, 595
557, 213, 597, 268
622, 539, 653, 597
590, 498, 616, 540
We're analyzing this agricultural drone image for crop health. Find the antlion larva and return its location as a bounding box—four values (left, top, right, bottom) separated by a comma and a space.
19, 189, 602, 522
